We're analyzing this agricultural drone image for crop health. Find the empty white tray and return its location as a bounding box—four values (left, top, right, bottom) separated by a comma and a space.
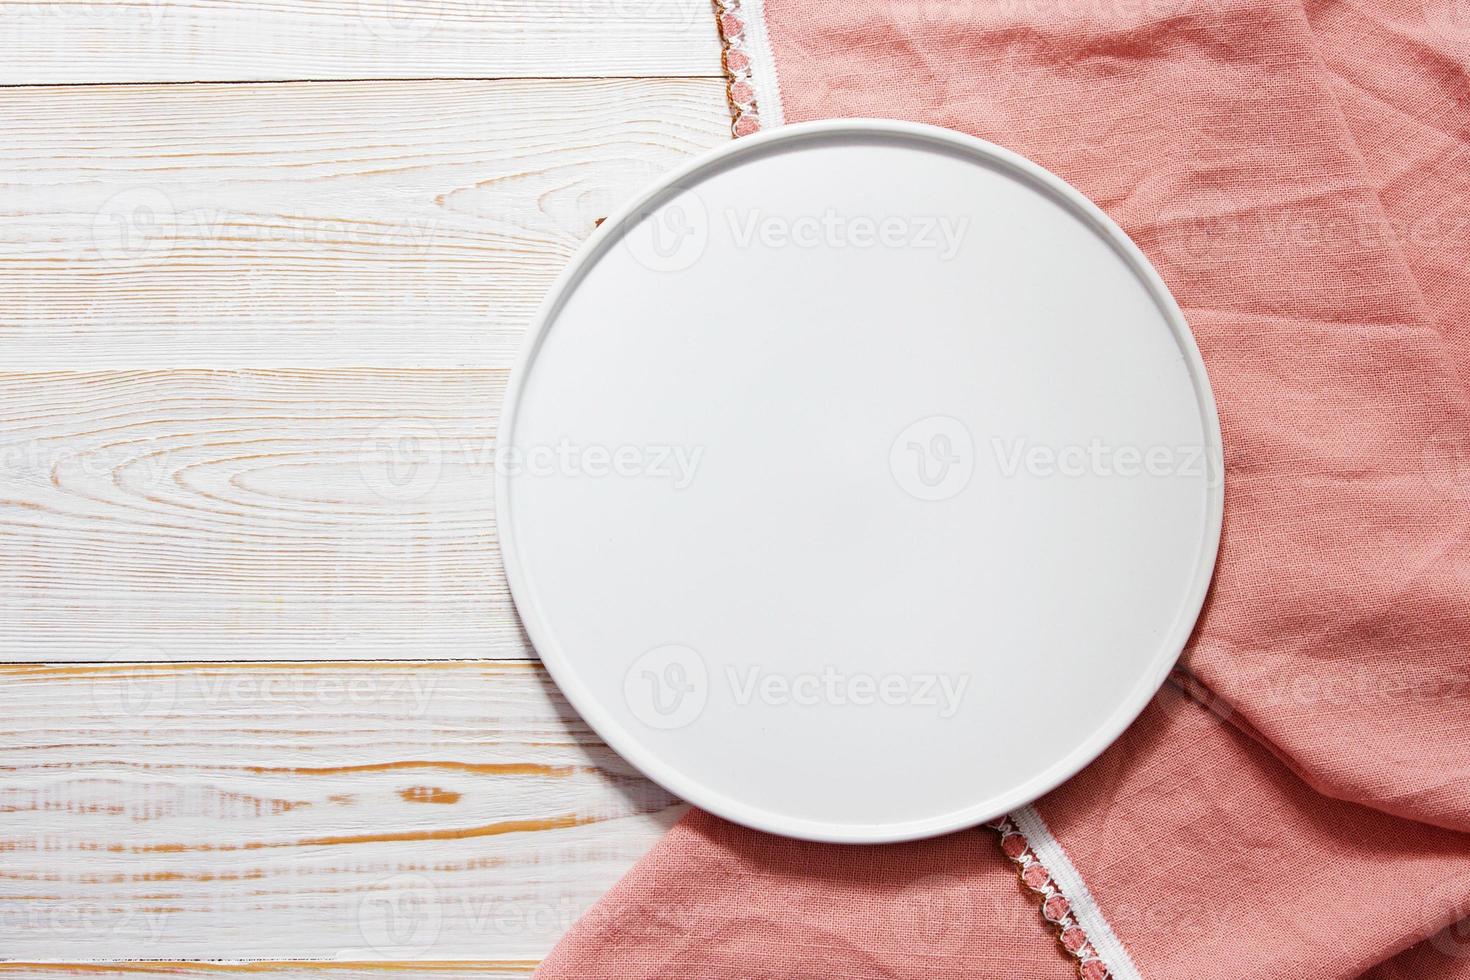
497, 119, 1223, 843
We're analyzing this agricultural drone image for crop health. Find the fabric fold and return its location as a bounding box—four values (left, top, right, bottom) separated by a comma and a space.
534, 0, 1470, 974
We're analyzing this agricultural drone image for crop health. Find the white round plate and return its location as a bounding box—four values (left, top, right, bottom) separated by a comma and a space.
497, 120, 1223, 843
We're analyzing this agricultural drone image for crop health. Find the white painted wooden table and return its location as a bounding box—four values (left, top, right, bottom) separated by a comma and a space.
0, 2, 729, 972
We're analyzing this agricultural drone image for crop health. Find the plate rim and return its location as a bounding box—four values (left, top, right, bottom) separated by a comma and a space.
496, 117, 1225, 843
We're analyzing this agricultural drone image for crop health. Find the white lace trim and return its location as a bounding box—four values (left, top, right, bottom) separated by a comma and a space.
711, 0, 785, 136
992, 806, 1143, 980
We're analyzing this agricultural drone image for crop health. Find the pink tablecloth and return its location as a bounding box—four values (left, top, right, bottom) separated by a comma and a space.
536, 0, 1470, 975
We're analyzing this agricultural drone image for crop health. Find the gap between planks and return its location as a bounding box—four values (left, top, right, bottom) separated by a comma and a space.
0, 369, 525, 661
0, 76, 732, 371
0, 10, 727, 970
0, 0, 722, 84
0, 660, 684, 961
0, 964, 535, 976
0, 74, 724, 89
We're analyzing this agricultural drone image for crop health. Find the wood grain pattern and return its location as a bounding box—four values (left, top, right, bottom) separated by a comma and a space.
0, 6, 726, 968
0, 78, 730, 370
0, 369, 534, 661
0, 0, 721, 83
0, 662, 683, 960
0, 966, 532, 978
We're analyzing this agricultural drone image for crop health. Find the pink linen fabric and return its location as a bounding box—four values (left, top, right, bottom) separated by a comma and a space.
536, 0, 1470, 976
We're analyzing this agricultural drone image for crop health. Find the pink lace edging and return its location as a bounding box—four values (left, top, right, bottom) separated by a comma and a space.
711, 0, 762, 137
990, 815, 1113, 980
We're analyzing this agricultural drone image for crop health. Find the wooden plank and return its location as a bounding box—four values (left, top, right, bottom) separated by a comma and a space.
0, 78, 730, 371
0, 969, 530, 977
0, 0, 722, 83
0, 368, 544, 661
0, 662, 683, 960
